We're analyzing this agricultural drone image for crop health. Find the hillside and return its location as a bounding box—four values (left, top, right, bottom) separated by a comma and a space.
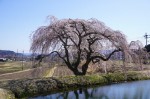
0, 50, 15, 56
0, 50, 24, 59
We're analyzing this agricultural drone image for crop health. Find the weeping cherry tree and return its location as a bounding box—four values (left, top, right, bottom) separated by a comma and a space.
129, 40, 149, 70
30, 16, 129, 75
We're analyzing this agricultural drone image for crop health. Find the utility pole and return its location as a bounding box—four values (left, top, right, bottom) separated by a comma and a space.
16, 49, 18, 61
144, 33, 150, 46
22, 50, 24, 70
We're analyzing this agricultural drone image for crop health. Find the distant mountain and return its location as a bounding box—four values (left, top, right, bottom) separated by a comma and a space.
23, 53, 32, 56
0, 50, 24, 58
0, 50, 33, 61
0, 50, 15, 56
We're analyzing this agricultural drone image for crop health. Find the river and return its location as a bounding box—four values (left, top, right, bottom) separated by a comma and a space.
29, 80, 150, 99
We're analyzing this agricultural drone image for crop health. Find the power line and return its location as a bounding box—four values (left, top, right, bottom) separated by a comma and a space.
144, 33, 150, 46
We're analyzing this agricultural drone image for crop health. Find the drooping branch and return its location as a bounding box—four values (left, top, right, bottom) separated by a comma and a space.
91, 49, 122, 62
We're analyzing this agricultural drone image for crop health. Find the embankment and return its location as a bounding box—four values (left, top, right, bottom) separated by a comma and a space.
0, 88, 15, 99
0, 71, 150, 98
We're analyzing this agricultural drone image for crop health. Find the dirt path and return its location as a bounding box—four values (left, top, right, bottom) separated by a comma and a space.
44, 66, 57, 77
0, 66, 49, 81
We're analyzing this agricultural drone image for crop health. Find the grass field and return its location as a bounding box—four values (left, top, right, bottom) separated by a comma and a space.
0, 61, 32, 74
0, 60, 150, 81
0, 61, 55, 80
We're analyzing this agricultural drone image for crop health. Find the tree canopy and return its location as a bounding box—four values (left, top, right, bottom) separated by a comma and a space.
30, 17, 129, 75
145, 44, 150, 52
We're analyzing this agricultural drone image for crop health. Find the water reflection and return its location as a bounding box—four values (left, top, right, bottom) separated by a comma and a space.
29, 80, 150, 99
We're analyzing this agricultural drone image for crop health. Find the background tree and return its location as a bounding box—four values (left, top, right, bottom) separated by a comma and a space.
145, 44, 150, 64
30, 16, 129, 75
145, 44, 150, 52
129, 40, 149, 70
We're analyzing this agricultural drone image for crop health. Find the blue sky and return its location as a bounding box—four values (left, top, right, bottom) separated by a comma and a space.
0, 0, 150, 53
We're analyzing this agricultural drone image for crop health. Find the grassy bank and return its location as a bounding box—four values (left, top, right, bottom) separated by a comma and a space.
0, 71, 150, 98
0, 88, 15, 99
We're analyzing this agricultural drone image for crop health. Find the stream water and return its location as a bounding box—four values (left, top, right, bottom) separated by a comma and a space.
29, 80, 150, 99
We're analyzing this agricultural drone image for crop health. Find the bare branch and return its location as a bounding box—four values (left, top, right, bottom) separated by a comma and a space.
91, 49, 122, 61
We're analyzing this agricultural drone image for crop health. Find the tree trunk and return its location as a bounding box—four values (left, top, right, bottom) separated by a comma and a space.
81, 64, 89, 75
72, 69, 85, 76
66, 57, 90, 75
122, 51, 127, 80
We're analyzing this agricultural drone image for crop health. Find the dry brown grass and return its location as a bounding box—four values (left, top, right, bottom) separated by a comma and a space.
0, 66, 50, 81
53, 66, 74, 77
0, 61, 54, 81
0, 61, 32, 74
0, 60, 149, 81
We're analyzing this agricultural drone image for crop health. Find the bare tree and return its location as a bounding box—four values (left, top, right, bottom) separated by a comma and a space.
30, 16, 129, 75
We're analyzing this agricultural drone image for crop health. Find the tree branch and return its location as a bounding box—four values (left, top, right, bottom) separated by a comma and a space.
50, 51, 76, 71
91, 49, 122, 61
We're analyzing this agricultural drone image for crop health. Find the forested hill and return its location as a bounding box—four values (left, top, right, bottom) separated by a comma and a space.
0, 50, 15, 56
0, 50, 24, 58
